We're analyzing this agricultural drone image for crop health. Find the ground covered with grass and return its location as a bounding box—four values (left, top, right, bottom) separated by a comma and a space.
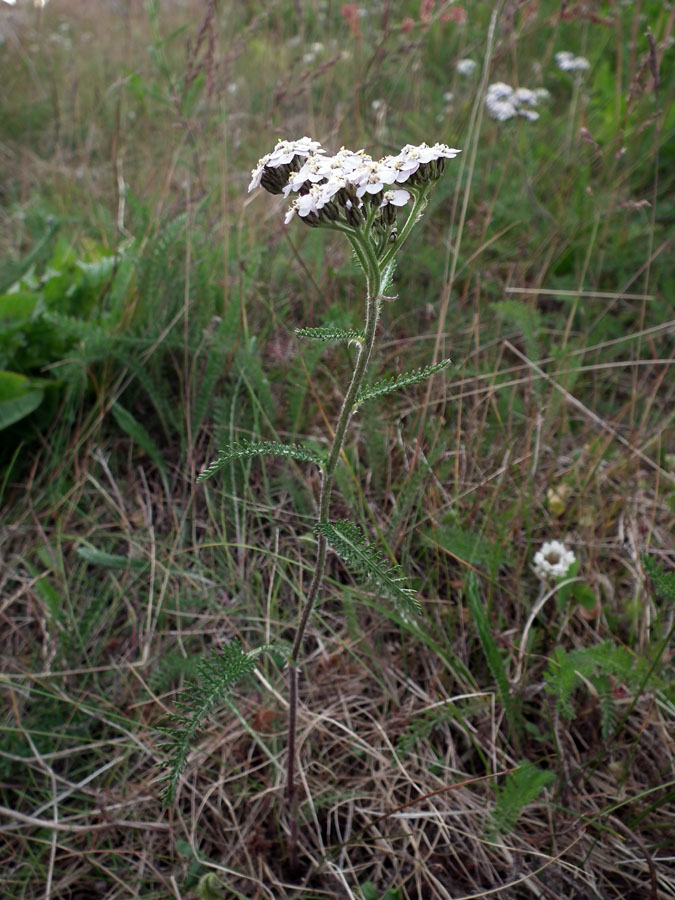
1, 1, 674, 898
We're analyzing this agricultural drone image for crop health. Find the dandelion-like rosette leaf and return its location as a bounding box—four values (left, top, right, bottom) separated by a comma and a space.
316, 519, 421, 615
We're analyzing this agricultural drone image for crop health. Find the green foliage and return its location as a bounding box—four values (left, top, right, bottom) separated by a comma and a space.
359, 883, 402, 900
0, 229, 134, 440
0, 370, 47, 430
544, 642, 652, 728
489, 761, 554, 837
355, 359, 452, 408
316, 520, 421, 616
198, 439, 325, 482
198, 873, 225, 900
160, 641, 268, 805
643, 555, 675, 604
111, 402, 169, 487
492, 300, 542, 363
295, 325, 364, 344
465, 573, 519, 731
422, 524, 511, 572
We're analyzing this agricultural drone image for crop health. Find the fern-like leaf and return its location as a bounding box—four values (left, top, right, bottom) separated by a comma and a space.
489, 761, 554, 837
316, 519, 420, 615
295, 325, 364, 344
160, 641, 265, 805
198, 439, 324, 482
355, 359, 452, 407
643, 554, 675, 604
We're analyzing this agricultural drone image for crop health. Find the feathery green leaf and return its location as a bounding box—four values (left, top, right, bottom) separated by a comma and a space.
355, 359, 452, 407
295, 325, 364, 344
160, 641, 265, 805
316, 519, 420, 615
489, 761, 554, 837
198, 439, 324, 482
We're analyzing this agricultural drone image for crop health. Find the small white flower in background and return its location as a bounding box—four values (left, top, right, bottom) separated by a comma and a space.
456, 58, 478, 76
533, 541, 576, 581
443, 91, 454, 103
486, 82, 549, 123
485, 83, 517, 121
555, 51, 591, 73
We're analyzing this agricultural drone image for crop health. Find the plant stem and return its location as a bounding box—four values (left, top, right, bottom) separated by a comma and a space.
286, 235, 382, 874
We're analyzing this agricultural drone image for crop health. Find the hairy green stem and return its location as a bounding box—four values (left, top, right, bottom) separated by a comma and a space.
286, 234, 382, 874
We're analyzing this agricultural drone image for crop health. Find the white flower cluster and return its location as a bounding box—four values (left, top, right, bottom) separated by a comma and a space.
485, 83, 550, 122
555, 51, 591, 73
456, 58, 478, 76
249, 138, 461, 230
533, 540, 576, 581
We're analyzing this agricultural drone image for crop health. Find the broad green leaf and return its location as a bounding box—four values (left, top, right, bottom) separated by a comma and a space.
0, 370, 44, 430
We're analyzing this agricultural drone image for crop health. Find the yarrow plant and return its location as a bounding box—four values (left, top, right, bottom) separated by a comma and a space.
555, 50, 591, 73
485, 82, 550, 122
162, 135, 460, 874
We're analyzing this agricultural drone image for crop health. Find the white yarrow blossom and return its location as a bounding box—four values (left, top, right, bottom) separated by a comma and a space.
250, 137, 461, 231
555, 51, 591, 73
533, 541, 576, 581
380, 189, 411, 208
456, 58, 478, 76
248, 137, 325, 192
486, 82, 549, 122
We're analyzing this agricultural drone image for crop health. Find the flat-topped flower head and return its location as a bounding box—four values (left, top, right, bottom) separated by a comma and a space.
555, 51, 590, 73
249, 137, 325, 194
456, 58, 477, 76
486, 82, 549, 123
249, 136, 460, 235
533, 540, 576, 581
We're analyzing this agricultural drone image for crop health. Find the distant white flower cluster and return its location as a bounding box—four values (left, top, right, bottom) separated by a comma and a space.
456, 58, 478, 76
485, 83, 550, 122
249, 138, 460, 229
533, 540, 576, 581
555, 51, 591, 73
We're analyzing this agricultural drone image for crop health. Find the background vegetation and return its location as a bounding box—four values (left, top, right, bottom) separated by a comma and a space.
1, 1, 673, 898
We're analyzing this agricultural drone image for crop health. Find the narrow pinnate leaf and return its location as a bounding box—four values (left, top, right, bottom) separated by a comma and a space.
295, 325, 364, 344
198, 439, 324, 482
355, 359, 452, 407
160, 641, 264, 805
316, 519, 421, 615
